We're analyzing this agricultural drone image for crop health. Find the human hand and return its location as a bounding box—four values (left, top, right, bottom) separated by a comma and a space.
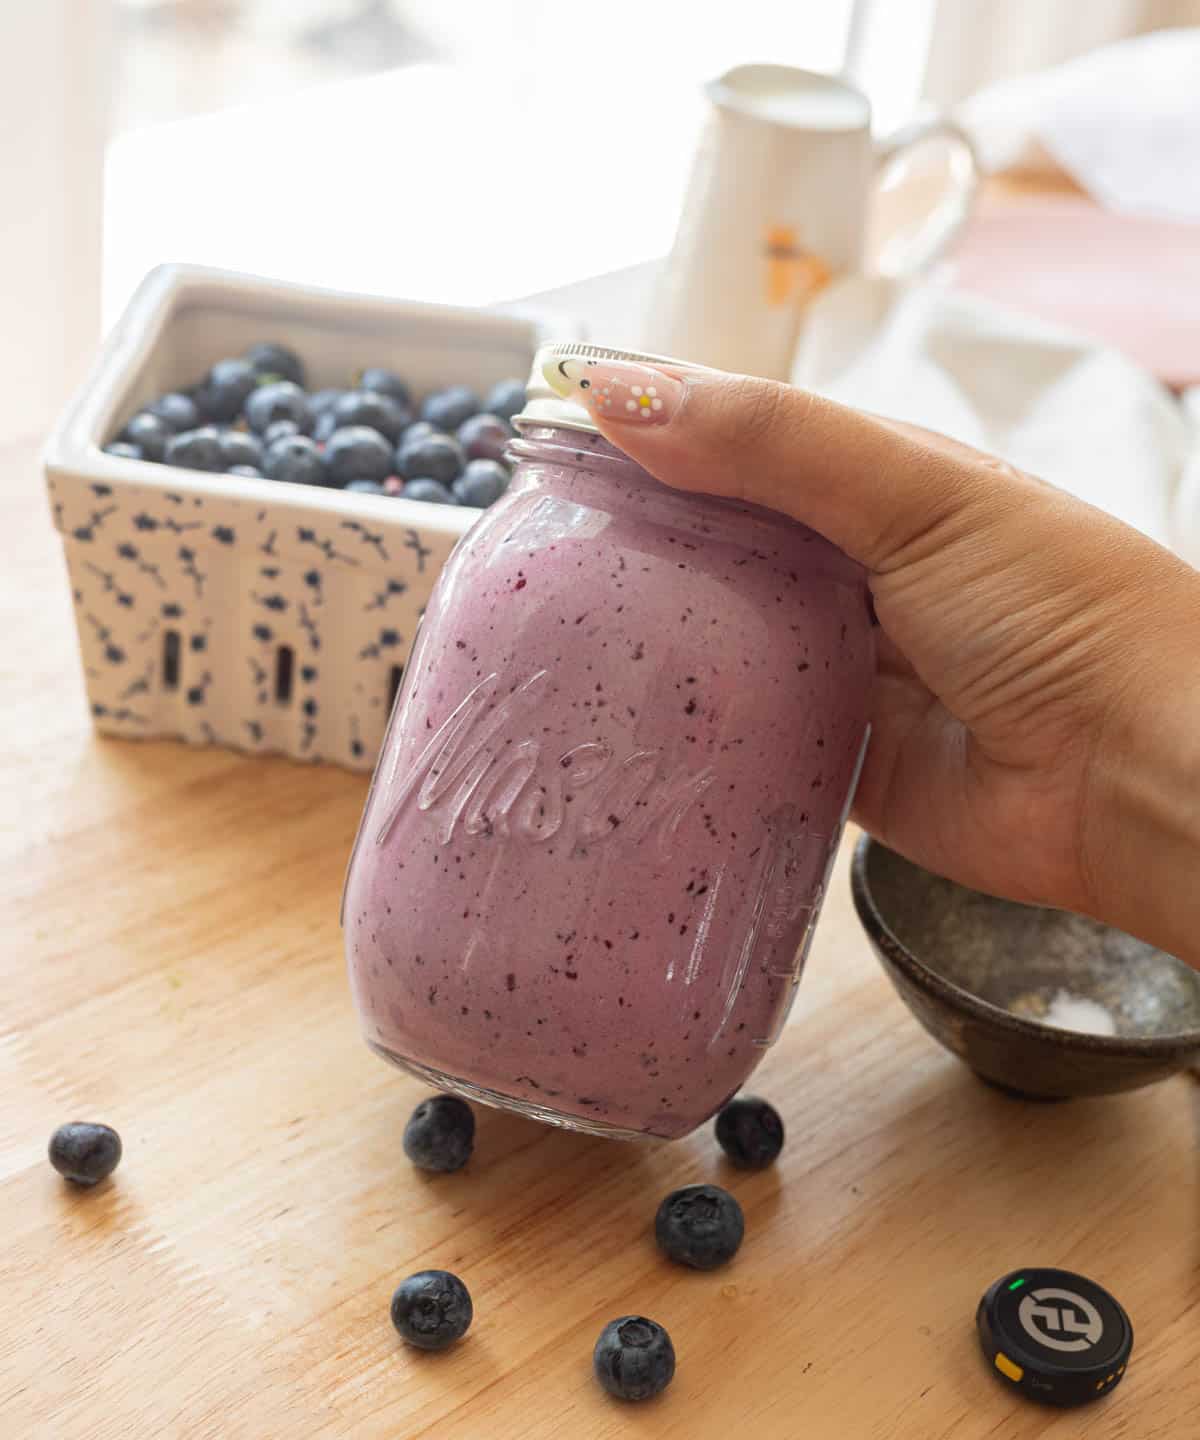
548, 355, 1200, 962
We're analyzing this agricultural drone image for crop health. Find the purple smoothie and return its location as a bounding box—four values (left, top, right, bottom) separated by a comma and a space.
344, 423, 874, 1138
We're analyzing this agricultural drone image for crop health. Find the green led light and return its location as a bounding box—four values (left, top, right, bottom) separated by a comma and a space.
1008, 1278, 1026, 1291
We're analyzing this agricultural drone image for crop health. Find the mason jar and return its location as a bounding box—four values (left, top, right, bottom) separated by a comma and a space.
343, 343, 874, 1138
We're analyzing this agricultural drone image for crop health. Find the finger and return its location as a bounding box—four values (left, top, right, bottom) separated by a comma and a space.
544, 354, 1040, 574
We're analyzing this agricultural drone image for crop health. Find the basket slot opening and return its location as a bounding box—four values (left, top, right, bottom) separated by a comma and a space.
388, 664, 404, 712
162, 630, 181, 690
275, 645, 295, 705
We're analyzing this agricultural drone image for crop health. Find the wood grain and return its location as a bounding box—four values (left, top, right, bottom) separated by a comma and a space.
3, 424, 1199, 1440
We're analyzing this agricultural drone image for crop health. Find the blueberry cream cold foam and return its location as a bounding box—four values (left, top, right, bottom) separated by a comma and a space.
343, 343, 875, 1139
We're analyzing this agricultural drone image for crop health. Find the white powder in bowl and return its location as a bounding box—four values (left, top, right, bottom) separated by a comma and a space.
1037, 989, 1117, 1036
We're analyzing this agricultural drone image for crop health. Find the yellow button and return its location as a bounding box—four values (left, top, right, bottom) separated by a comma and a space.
1097, 1380, 1106, 1391
1106, 1374, 1114, 1383
1117, 1366, 1125, 1376
994, 1353, 1024, 1383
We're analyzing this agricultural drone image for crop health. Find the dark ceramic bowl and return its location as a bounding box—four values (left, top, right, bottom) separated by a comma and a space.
851, 836, 1200, 1099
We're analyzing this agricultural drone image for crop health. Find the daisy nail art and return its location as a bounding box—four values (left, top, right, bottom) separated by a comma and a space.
543, 353, 684, 427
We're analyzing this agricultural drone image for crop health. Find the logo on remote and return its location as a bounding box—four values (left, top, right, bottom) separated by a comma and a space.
1018, 1288, 1104, 1352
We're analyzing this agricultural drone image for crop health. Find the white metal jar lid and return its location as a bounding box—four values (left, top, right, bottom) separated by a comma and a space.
514, 341, 698, 435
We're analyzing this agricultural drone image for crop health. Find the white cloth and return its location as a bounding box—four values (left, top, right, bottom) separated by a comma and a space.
791, 32, 1200, 561
922, 0, 1200, 109
960, 27, 1200, 222
792, 274, 1200, 561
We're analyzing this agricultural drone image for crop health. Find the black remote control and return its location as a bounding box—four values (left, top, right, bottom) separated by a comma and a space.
977, 1267, 1133, 1407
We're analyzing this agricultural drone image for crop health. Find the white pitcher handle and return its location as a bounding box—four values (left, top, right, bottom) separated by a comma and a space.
871, 114, 980, 277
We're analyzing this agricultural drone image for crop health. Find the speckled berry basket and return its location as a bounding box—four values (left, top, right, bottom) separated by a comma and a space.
44, 264, 568, 770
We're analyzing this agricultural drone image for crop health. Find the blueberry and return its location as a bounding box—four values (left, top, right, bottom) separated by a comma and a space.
121, 411, 172, 462
403, 1094, 475, 1172
263, 419, 301, 447
263, 434, 328, 487
146, 392, 200, 433
103, 441, 143, 461
456, 412, 511, 462
48, 1122, 122, 1186
654, 1183, 744, 1270
332, 389, 410, 444
313, 411, 339, 444
484, 378, 527, 424
359, 367, 411, 409
229, 464, 262, 478
400, 420, 440, 446
246, 381, 310, 436
165, 426, 225, 472
453, 459, 509, 508
714, 1096, 784, 1169
397, 432, 465, 484
219, 429, 264, 471
307, 388, 345, 418
325, 425, 394, 485
194, 358, 258, 423
344, 478, 386, 494
402, 478, 458, 505
593, 1316, 675, 1401
390, 1270, 473, 1351
243, 341, 305, 387
420, 384, 480, 431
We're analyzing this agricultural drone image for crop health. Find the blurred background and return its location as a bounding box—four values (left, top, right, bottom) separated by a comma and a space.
4, 0, 1200, 439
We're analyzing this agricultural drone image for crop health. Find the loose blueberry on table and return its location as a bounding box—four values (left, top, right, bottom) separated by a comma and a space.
654, 1183, 745, 1270
403, 1094, 475, 1173
390, 1270, 473, 1350
103, 345, 525, 510
714, 1096, 785, 1169
593, 1316, 676, 1401
48, 1122, 122, 1186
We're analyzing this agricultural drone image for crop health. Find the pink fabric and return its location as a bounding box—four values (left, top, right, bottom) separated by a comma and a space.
950, 198, 1200, 390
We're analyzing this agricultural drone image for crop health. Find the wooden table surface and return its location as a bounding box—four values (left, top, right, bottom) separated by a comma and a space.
3, 391, 1199, 1440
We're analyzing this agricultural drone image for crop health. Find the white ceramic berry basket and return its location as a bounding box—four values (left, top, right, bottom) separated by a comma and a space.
44, 263, 569, 770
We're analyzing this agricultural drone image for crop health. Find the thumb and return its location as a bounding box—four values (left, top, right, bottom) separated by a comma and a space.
543, 352, 1027, 573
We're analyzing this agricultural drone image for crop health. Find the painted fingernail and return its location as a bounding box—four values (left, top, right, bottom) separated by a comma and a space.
543, 355, 684, 426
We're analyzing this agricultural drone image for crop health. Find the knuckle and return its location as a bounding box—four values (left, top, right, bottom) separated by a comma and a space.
722, 375, 794, 448
977, 452, 1038, 489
